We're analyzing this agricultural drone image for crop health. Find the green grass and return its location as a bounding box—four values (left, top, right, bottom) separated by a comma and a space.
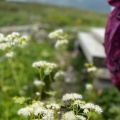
0, 1, 107, 28
0, 39, 56, 119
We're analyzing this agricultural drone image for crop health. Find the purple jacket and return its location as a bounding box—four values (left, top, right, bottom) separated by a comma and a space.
105, 0, 120, 90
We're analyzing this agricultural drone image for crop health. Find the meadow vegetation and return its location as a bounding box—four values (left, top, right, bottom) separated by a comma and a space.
0, 1, 120, 120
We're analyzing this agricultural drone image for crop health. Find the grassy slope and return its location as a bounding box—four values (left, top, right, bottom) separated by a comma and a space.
0, 1, 107, 28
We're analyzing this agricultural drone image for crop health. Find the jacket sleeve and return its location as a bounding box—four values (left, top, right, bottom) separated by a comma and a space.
108, 0, 120, 7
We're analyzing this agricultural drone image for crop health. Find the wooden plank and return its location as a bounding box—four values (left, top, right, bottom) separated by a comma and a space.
78, 32, 106, 66
90, 28, 105, 43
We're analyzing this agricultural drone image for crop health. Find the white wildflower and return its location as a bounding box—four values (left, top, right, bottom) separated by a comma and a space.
14, 39, 19, 43
34, 107, 45, 116
46, 103, 60, 110
32, 61, 57, 69
49, 29, 63, 39
5, 51, 14, 58
0, 33, 4, 42
32, 101, 44, 109
85, 103, 95, 109
32, 61, 57, 75
0, 42, 11, 50
74, 100, 82, 106
84, 103, 102, 114
33, 79, 45, 86
32, 61, 45, 68
6, 34, 12, 41
83, 109, 89, 114
85, 84, 93, 91
54, 70, 65, 80
62, 93, 82, 102
36, 92, 40, 96
55, 39, 68, 48
44, 68, 52, 75
61, 111, 76, 120
43, 109, 54, 120
76, 115, 86, 120
18, 106, 32, 117
87, 67, 96, 72
11, 32, 20, 38
74, 100, 85, 109
94, 105, 103, 114
0, 32, 28, 51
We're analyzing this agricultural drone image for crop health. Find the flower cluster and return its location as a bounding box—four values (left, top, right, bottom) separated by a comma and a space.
73, 100, 102, 114
62, 93, 82, 101
5, 51, 14, 58
55, 39, 68, 49
33, 79, 45, 87
49, 29, 68, 49
46, 103, 60, 110
62, 93, 102, 120
18, 101, 60, 120
32, 61, 57, 75
84, 63, 97, 73
18, 93, 102, 120
0, 32, 28, 51
85, 83, 93, 91
87, 67, 97, 72
84, 103, 102, 114
61, 111, 76, 120
54, 70, 65, 80
48, 29, 63, 39
61, 111, 86, 120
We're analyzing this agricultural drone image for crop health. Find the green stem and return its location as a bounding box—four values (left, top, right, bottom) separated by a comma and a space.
39, 86, 43, 100
8, 59, 20, 90
0, 65, 4, 90
49, 74, 52, 83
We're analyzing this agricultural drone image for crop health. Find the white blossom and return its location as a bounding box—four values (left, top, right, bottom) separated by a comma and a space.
61, 111, 76, 120
34, 107, 45, 116
84, 103, 102, 114
76, 115, 86, 120
0, 32, 28, 51
83, 109, 89, 114
54, 70, 65, 80
85, 84, 93, 91
32, 61, 57, 69
49, 29, 63, 39
46, 103, 60, 110
44, 68, 52, 75
0, 33, 4, 42
62, 93, 82, 102
87, 67, 96, 72
18, 107, 32, 117
42, 109, 54, 120
36, 92, 40, 96
32, 101, 44, 109
55, 39, 68, 49
5, 51, 14, 58
11, 32, 20, 38
74, 100, 85, 109
94, 105, 103, 114
0, 42, 11, 50
32, 61, 57, 75
33, 79, 45, 86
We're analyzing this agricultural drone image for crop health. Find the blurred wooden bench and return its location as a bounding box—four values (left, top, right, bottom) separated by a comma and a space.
78, 28, 113, 89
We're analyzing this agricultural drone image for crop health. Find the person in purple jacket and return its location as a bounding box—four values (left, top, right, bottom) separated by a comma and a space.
104, 0, 120, 90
